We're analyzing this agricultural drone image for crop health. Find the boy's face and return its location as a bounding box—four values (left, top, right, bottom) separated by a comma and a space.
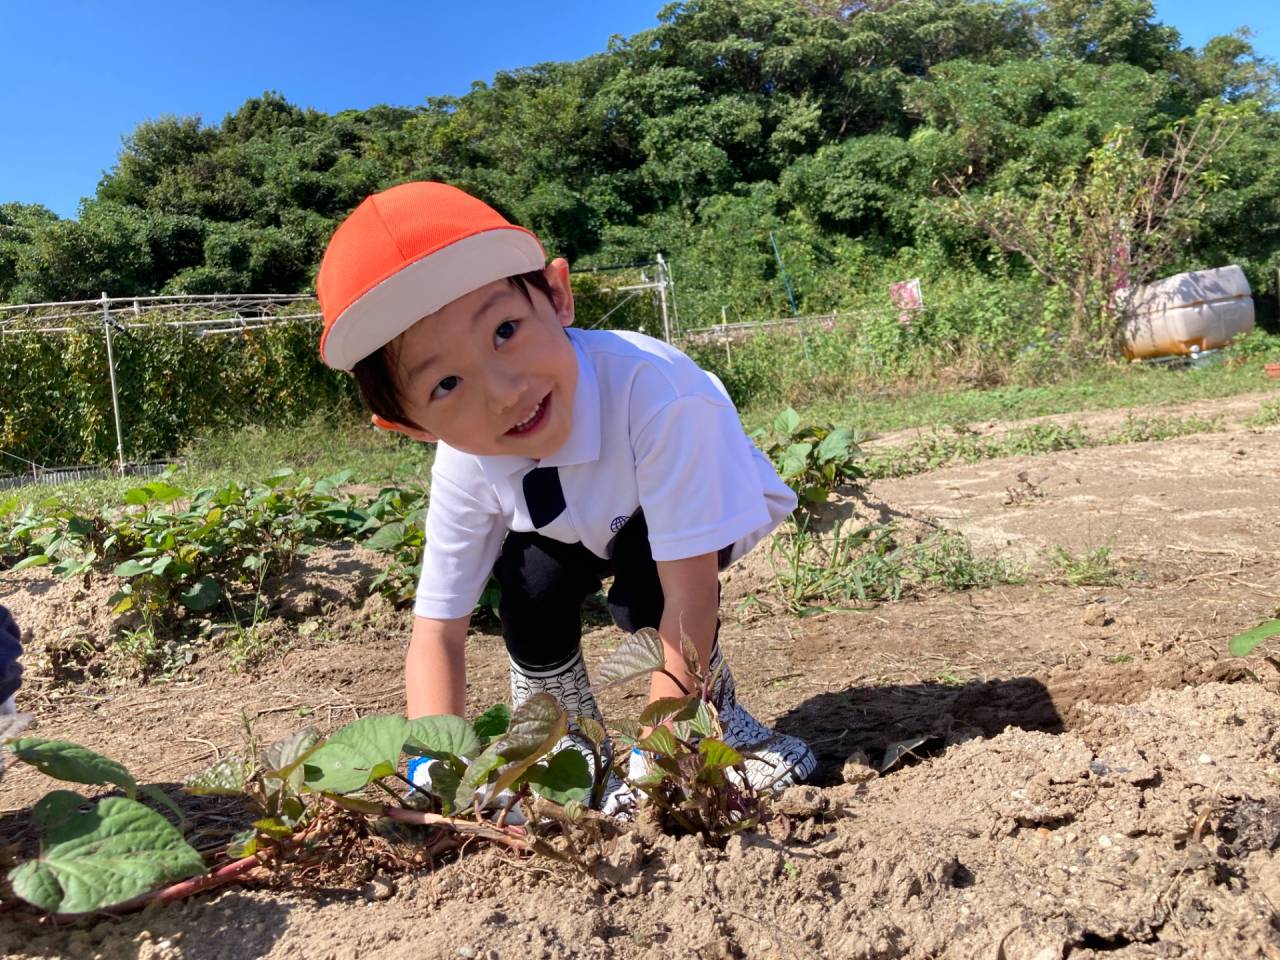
389, 259, 578, 459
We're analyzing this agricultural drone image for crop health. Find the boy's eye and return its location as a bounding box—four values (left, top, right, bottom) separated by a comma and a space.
495, 320, 517, 345
431, 375, 459, 401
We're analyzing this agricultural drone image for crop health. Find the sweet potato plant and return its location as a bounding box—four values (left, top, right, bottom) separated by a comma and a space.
0, 629, 774, 917
0, 693, 588, 916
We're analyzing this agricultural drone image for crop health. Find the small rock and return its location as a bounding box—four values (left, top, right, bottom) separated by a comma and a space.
1081, 605, 1109, 627
841, 749, 878, 785
1098, 834, 1113, 848
458, 948, 477, 959
362, 874, 395, 901
773, 784, 827, 817
1198, 753, 1214, 765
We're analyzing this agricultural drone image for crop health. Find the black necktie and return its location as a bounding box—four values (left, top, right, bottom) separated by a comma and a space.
522, 466, 566, 529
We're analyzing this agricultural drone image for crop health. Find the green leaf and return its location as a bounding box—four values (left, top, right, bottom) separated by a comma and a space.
698, 739, 743, 771
406, 715, 482, 760
576, 716, 607, 746
472, 703, 511, 740
269, 732, 324, 798
456, 749, 503, 811
123, 487, 153, 506
639, 696, 698, 729
688, 700, 716, 739
8, 795, 205, 913
52, 557, 93, 578
184, 756, 251, 796
429, 761, 463, 814
31, 790, 89, 832
113, 558, 152, 578
364, 521, 407, 552
178, 576, 220, 611
228, 828, 259, 859
144, 482, 186, 504
302, 715, 409, 794
638, 727, 681, 759
526, 748, 592, 805
472, 694, 566, 807
610, 719, 643, 751
252, 817, 294, 839
12, 554, 51, 572
816, 427, 855, 464
774, 408, 800, 436
10, 739, 136, 798
262, 469, 296, 489
596, 628, 665, 688
315, 469, 354, 494
1229, 619, 1280, 657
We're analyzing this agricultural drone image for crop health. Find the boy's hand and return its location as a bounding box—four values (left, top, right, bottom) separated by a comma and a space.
652, 553, 720, 703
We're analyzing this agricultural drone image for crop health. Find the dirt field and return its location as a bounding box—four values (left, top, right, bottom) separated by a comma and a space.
2, 392, 1279, 959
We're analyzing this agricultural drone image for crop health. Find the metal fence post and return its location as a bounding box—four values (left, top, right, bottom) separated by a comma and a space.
656, 253, 672, 343
100, 292, 127, 474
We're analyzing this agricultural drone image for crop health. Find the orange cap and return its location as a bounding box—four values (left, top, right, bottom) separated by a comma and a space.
317, 182, 545, 370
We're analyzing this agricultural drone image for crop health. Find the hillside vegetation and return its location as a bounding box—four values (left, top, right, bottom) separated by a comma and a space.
1, 1, 1275, 335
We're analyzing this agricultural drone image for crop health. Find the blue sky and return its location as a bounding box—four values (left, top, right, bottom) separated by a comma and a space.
1, 1, 1274, 220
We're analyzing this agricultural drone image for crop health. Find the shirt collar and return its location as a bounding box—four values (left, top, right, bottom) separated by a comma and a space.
474, 331, 601, 483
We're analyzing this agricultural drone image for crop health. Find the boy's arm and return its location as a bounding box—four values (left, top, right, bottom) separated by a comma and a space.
650, 552, 720, 704
406, 614, 470, 719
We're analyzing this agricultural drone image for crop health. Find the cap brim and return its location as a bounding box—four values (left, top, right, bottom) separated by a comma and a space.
320, 228, 546, 371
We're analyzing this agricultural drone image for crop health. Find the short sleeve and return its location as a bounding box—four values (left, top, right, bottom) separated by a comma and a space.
413, 470, 506, 620
633, 395, 772, 562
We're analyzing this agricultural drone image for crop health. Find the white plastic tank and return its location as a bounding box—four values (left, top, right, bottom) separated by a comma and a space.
1121, 265, 1255, 360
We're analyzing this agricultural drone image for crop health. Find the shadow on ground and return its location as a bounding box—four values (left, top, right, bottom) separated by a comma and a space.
776, 676, 1063, 784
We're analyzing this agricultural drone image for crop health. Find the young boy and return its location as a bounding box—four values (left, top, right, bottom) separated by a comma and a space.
316, 182, 815, 809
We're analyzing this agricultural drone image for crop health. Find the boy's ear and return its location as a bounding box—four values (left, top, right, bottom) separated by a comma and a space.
545, 257, 575, 328
371, 414, 437, 443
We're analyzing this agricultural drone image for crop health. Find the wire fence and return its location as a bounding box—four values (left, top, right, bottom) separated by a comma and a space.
0, 270, 680, 488
0, 293, 354, 487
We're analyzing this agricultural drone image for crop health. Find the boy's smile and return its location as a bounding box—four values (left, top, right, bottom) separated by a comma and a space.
389, 260, 578, 460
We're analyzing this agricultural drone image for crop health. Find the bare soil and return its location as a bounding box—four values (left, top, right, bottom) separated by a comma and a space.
2, 392, 1279, 959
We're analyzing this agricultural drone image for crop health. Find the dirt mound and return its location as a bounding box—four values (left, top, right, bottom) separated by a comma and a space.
4, 680, 1277, 960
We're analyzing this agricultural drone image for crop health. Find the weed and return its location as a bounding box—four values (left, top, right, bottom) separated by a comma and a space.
908, 531, 1023, 591
1247, 400, 1280, 428
1108, 414, 1218, 444
1049, 545, 1118, 586
1106, 654, 1134, 664
769, 520, 904, 613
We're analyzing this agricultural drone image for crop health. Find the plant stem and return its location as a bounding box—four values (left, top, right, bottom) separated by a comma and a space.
325, 794, 529, 850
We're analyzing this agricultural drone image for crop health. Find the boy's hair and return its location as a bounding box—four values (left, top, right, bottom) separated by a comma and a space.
350, 269, 557, 430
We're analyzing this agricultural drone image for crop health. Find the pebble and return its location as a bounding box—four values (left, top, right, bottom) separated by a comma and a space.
1198, 753, 1214, 765
1098, 835, 1113, 848
458, 948, 477, 959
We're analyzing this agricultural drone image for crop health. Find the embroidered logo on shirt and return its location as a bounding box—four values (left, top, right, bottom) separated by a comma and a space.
610, 515, 630, 534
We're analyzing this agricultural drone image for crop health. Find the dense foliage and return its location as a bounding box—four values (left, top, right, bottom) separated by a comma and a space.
2, 0, 1276, 344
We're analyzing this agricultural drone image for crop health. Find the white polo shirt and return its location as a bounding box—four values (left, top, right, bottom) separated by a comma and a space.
413, 328, 796, 620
